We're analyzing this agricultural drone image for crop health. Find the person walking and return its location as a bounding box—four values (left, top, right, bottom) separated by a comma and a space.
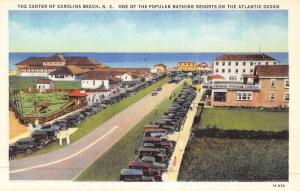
172, 157, 177, 167
155, 106, 158, 115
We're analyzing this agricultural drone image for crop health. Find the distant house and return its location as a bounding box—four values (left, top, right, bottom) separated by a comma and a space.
36, 79, 55, 92
48, 65, 87, 81
81, 71, 121, 90
67, 90, 88, 106
120, 72, 140, 82
197, 62, 212, 73
16, 53, 107, 77
210, 65, 289, 108
152, 63, 167, 73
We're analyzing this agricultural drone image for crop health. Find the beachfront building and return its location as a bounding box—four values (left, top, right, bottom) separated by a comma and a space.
81, 71, 121, 90
151, 63, 167, 73
177, 61, 212, 73
36, 79, 55, 92
177, 61, 198, 72
210, 65, 289, 108
213, 53, 277, 82
16, 53, 106, 77
48, 65, 87, 81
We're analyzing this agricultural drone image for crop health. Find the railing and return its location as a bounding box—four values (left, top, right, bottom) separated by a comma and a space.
212, 84, 260, 91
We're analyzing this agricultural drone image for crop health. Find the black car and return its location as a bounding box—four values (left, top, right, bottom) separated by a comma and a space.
9, 145, 16, 160
12, 137, 41, 154
31, 131, 53, 146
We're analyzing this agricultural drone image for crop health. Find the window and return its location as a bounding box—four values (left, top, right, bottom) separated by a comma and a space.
271, 79, 276, 87
235, 62, 238, 66
214, 92, 227, 102
284, 93, 289, 101
274, 62, 276, 65
228, 62, 231, 66
250, 62, 253, 66
93, 80, 96, 85
270, 92, 275, 101
284, 79, 289, 88
243, 62, 246, 66
266, 62, 269, 65
229, 76, 237, 81
222, 69, 225, 73
235, 69, 239, 73
250, 69, 254, 73
258, 62, 261, 65
243, 69, 246, 73
215, 69, 219, 73
237, 92, 253, 101
215, 62, 219, 66
222, 62, 225, 66
228, 69, 231, 73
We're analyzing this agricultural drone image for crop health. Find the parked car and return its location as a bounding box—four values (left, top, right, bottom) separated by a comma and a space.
9, 145, 16, 160
128, 161, 162, 181
137, 147, 169, 164
31, 131, 53, 146
120, 169, 155, 182
151, 91, 158, 96
11, 137, 41, 154
139, 156, 167, 171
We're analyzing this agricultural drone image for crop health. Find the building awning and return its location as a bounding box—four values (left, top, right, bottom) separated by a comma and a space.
67, 90, 87, 97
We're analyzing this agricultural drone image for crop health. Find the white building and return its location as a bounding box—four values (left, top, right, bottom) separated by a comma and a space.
213, 54, 277, 82
36, 79, 55, 92
81, 71, 121, 90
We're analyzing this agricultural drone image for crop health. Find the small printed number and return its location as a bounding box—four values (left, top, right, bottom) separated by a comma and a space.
273, 184, 285, 188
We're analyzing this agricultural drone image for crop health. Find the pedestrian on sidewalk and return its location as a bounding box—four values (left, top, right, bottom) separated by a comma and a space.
172, 157, 177, 167
155, 106, 158, 115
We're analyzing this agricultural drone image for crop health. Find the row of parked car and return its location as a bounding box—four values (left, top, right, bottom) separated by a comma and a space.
9, 74, 167, 161
120, 83, 196, 182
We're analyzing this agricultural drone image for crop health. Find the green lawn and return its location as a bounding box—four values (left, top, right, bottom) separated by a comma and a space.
199, 108, 288, 132
75, 80, 184, 181
178, 137, 288, 181
19, 91, 68, 117
17, 77, 170, 159
9, 76, 81, 90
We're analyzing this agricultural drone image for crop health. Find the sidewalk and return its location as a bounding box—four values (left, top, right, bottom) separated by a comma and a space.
166, 87, 203, 181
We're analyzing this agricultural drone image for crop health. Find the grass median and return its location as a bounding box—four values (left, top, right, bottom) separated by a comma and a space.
16, 77, 170, 159
75, 80, 184, 181
199, 108, 288, 132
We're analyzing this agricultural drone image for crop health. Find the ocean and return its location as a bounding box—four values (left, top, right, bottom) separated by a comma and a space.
9, 52, 288, 70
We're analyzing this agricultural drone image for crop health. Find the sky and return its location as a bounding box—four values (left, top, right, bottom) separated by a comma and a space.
9, 10, 288, 53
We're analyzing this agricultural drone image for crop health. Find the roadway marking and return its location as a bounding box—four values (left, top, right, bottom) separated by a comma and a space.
10, 126, 119, 174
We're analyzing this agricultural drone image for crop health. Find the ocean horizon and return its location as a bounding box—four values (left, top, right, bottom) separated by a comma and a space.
9, 52, 288, 70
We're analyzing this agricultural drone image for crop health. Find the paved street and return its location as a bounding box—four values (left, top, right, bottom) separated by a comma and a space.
10, 81, 180, 180
166, 87, 203, 181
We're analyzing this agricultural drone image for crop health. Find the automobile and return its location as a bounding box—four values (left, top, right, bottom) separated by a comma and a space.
120, 169, 155, 182
137, 147, 169, 163
35, 126, 58, 142
40, 124, 60, 132
151, 91, 158, 96
31, 131, 53, 145
128, 161, 162, 181
143, 137, 175, 148
11, 137, 41, 154
155, 87, 162, 91
143, 128, 168, 137
139, 156, 167, 171
9, 145, 16, 160
53, 120, 69, 130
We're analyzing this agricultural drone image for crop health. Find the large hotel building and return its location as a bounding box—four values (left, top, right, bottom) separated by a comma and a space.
213, 54, 277, 82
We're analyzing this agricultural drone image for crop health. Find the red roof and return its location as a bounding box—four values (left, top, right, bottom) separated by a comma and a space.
154, 63, 167, 68
208, 74, 224, 81
215, 54, 276, 61
254, 65, 288, 77
67, 90, 87, 97
110, 76, 121, 82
